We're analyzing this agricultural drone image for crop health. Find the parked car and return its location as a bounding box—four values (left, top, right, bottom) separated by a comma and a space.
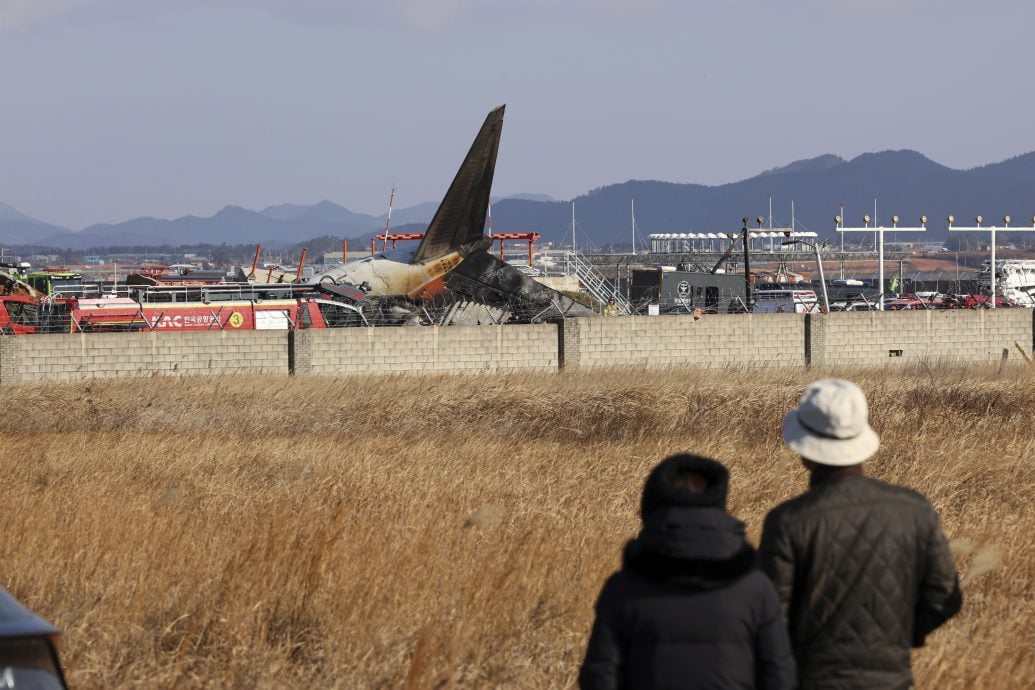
884, 298, 925, 310
0, 588, 68, 689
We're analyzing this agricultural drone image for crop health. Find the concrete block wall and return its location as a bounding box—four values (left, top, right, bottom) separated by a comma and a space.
0, 330, 289, 383
0, 311, 1032, 384
807, 309, 1032, 367
291, 324, 558, 375
559, 314, 807, 369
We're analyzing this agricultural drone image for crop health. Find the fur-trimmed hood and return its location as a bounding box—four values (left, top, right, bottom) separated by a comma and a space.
624, 506, 756, 590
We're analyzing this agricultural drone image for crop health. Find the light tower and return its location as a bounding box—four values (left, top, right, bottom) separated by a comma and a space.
947, 215, 1035, 308
835, 214, 927, 311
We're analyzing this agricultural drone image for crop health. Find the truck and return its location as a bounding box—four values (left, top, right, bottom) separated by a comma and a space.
0, 295, 41, 334
0, 295, 369, 334
751, 288, 821, 314
630, 268, 747, 313
25, 270, 84, 297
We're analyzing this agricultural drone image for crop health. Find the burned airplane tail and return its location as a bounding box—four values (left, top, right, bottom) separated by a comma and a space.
411, 105, 505, 264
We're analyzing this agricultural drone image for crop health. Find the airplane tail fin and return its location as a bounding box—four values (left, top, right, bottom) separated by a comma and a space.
412, 105, 504, 264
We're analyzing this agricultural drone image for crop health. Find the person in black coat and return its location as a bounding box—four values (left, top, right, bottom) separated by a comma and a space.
579, 454, 796, 690
760, 378, 961, 689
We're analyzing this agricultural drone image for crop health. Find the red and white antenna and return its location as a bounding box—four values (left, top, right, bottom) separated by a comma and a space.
382, 184, 395, 252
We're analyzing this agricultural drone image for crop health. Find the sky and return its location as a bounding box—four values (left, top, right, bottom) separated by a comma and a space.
1, 0, 1034, 229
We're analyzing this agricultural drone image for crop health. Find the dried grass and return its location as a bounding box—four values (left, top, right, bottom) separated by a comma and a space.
1, 365, 1032, 688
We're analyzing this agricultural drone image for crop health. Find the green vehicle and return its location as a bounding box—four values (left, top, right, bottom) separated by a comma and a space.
25, 271, 83, 297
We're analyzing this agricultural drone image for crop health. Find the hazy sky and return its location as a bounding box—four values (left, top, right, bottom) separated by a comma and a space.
2, 0, 1033, 228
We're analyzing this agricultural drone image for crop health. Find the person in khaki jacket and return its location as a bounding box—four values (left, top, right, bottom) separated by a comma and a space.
759, 379, 962, 690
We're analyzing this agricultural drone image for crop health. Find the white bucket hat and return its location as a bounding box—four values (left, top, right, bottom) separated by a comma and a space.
782, 378, 880, 466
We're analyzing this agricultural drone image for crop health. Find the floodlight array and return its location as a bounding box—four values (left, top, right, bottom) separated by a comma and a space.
946, 214, 1035, 308
835, 214, 927, 311
648, 231, 818, 240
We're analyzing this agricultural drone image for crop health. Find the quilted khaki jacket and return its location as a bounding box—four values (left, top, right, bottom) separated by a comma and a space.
759, 474, 962, 690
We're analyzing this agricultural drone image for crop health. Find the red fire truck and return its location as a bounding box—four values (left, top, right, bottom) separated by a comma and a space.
0, 295, 368, 334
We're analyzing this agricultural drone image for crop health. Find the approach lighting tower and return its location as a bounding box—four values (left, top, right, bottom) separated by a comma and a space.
836, 214, 927, 311
947, 215, 1035, 308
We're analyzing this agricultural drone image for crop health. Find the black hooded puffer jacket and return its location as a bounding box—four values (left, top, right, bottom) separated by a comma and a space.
579, 455, 796, 690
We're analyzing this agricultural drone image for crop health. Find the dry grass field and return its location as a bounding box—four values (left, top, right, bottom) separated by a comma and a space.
1, 366, 1032, 688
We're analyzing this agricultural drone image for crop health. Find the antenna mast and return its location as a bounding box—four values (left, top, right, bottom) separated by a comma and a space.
840, 203, 845, 252
382, 185, 395, 252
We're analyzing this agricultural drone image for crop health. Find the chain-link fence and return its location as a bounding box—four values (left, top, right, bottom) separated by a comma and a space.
0, 262, 1027, 337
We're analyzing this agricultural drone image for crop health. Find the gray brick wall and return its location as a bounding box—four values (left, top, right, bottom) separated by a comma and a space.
0, 310, 1031, 383
0, 330, 288, 383
0, 337, 14, 384
292, 324, 559, 376
559, 314, 807, 370
808, 310, 1031, 367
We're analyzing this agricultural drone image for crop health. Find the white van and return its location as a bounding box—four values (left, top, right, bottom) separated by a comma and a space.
752, 289, 820, 314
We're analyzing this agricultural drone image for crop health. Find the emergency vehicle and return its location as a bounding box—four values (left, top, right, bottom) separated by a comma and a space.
0, 295, 367, 334
751, 289, 821, 314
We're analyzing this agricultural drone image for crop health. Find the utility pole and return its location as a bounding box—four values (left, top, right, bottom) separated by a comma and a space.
742, 218, 752, 311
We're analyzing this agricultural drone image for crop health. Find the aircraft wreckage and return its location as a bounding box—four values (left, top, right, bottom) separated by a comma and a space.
0, 106, 594, 334
252, 104, 595, 325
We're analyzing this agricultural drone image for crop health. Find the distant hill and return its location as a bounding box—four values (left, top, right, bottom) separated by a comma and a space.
44, 205, 364, 251
0, 201, 36, 223
259, 200, 379, 227
378, 201, 439, 227
25, 200, 442, 251
7, 149, 1035, 250
758, 154, 845, 177
490, 150, 1035, 246
500, 193, 557, 203
0, 202, 72, 246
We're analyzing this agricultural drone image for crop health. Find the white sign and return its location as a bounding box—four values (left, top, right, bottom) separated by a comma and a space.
256, 310, 290, 330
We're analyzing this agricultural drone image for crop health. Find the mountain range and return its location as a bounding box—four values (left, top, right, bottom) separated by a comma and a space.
489, 150, 1035, 249
0, 194, 556, 251
0, 201, 72, 249
4, 150, 1035, 251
